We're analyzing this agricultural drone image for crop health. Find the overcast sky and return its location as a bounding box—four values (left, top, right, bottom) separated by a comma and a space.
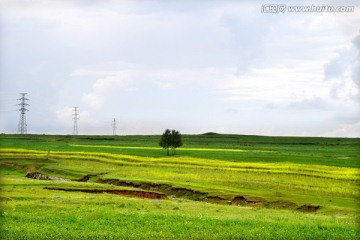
1, 0, 359, 137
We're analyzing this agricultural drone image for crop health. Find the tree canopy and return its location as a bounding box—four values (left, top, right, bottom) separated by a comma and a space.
159, 129, 183, 156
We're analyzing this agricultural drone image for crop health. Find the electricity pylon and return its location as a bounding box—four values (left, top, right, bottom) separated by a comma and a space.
112, 118, 117, 135
73, 107, 79, 135
17, 93, 29, 134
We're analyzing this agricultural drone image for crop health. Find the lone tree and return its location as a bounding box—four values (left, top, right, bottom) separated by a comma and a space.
159, 129, 183, 156
159, 129, 171, 156
170, 129, 182, 155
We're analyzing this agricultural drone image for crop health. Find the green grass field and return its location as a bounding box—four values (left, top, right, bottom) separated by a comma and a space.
0, 134, 359, 239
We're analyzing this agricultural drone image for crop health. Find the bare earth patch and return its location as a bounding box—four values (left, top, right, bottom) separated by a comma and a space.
44, 187, 167, 199
25, 172, 69, 181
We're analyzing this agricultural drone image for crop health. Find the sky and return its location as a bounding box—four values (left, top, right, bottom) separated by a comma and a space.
0, 0, 359, 137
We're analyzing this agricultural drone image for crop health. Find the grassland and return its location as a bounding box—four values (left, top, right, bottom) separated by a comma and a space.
0, 134, 359, 239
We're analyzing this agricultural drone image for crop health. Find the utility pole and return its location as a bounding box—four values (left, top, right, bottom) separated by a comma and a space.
112, 118, 117, 135
73, 107, 79, 135
17, 93, 29, 134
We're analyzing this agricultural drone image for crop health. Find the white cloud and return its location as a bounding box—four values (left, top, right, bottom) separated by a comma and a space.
351, 34, 360, 89
71, 61, 140, 77
55, 106, 73, 123
81, 70, 134, 109
218, 65, 329, 102
324, 35, 359, 99
82, 93, 102, 109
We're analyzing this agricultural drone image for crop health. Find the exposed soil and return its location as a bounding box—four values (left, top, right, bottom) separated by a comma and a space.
297, 205, 320, 212
204, 195, 264, 206
26, 171, 320, 212
229, 196, 246, 206
26, 172, 68, 181
96, 178, 317, 211
241, 200, 265, 207
96, 178, 208, 201
204, 196, 229, 204
45, 187, 167, 199
76, 174, 98, 182
76, 173, 107, 182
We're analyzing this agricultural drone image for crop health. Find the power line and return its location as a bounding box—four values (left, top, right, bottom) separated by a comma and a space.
73, 107, 79, 135
17, 93, 29, 134
112, 118, 117, 135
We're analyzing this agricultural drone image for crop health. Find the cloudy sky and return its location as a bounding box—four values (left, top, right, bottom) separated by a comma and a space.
1, 0, 359, 137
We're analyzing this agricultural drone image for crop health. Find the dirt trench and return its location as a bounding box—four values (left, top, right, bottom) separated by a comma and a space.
96, 178, 208, 201
96, 178, 267, 207
94, 178, 320, 212
26, 171, 320, 212
76, 173, 107, 182
45, 187, 167, 199
297, 205, 320, 212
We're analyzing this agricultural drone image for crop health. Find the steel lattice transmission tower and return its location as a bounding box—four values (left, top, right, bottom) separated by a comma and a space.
112, 118, 117, 135
72, 107, 79, 135
17, 93, 29, 134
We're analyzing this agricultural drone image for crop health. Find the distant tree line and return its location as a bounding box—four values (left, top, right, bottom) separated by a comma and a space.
159, 129, 182, 156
